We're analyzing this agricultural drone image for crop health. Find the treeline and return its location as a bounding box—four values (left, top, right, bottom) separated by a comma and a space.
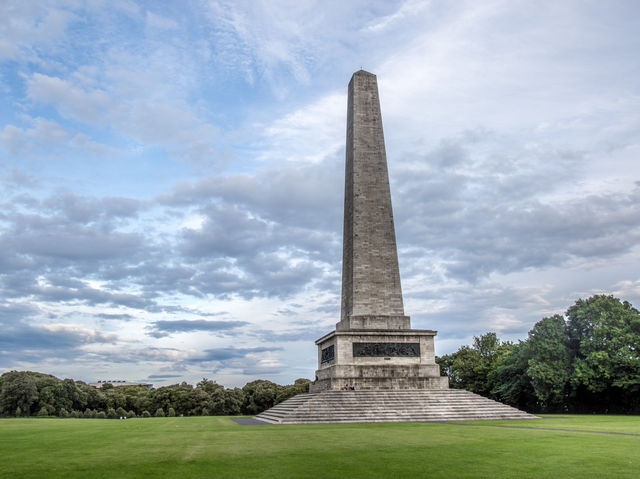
437, 295, 640, 413
0, 372, 310, 418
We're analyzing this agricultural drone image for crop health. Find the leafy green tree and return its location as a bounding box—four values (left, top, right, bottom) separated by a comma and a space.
150, 383, 202, 416
116, 407, 127, 418
106, 407, 118, 419
437, 333, 513, 399
0, 371, 39, 416
567, 295, 640, 412
525, 315, 571, 411
196, 378, 223, 395
242, 380, 280, 414
490, 341, 536, 411
209, 387, 244, 415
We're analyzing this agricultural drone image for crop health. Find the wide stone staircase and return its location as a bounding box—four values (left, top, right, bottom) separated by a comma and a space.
255, 389, 537, 424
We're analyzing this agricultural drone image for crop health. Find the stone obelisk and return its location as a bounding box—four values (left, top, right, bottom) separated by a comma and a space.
254, 71, 535, 424
310, 71, 448, 392
338, 70, 409, 331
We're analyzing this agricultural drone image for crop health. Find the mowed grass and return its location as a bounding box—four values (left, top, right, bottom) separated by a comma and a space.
1, 415, 639, 478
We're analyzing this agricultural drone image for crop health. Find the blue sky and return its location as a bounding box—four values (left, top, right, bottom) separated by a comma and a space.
1, 0, 640, 387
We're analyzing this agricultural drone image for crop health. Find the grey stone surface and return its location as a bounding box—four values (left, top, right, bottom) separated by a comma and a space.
311, 328, 446, 392
313, 70, 445, 392
255, 390, 539, 424
339, 70, 405, 328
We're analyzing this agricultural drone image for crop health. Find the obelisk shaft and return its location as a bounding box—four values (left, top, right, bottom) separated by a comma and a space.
339, 70, 407, 330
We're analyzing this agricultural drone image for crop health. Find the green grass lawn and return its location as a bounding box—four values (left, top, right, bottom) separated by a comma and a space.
1, 415, 639, 478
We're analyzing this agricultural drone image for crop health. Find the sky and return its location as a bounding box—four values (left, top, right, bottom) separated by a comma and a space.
1, 0, 639, 388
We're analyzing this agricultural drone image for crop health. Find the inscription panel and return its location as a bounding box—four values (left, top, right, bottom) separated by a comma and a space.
321, 345, 335, 363
353, 342, 420, 358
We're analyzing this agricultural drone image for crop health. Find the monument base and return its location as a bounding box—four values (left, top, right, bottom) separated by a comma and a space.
310, 329, 448, 393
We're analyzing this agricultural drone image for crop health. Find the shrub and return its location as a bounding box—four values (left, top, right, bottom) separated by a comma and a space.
59, 408, 69, 418
116, 407, 127, 418
106, 408, 118, 419
95, 411, 106, 419
154, 408, 165, 417
142, 410, 151, 418
83, 408, 95, 418
127, 410, 136, 418
167, 407, 176, 417
38, 406, 49, 417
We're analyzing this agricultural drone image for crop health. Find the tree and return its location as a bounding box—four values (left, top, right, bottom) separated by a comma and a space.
210, 387, 244, 415
525, 315, 571, 411
437, 333, 513, 399
490, 341, 536, 411
196, 378, 223, 395
567, 295, 640, 412
0, 371, 39, 416
242, 380, 279, 414
167, 407, 176, 417
154, 408, 165, 417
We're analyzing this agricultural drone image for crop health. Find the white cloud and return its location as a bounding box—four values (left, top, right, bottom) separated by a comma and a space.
27, 73, 113, 125
146, 11, 179, 30
0, 2, 76, 60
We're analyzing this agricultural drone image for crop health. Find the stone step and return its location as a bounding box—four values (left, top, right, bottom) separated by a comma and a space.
255, 389, 537, 424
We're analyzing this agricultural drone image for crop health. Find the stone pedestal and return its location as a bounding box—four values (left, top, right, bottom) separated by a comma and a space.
310, 327, 448, 392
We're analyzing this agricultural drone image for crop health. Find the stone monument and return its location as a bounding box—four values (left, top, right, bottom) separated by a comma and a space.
255, 71, 537, 423
309, 70, 448, 392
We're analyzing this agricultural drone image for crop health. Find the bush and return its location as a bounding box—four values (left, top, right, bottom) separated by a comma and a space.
59, 408, 69, 418
116, 407, 127, 418
38, 406, 49, 417
167, 407, 176, 417
142, 410, 151, 418
95, 411, 106, 419
106, 407, 118, 419
154, 408, 165, 417
83, 408, 95, 418
127, 410, 136, 418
